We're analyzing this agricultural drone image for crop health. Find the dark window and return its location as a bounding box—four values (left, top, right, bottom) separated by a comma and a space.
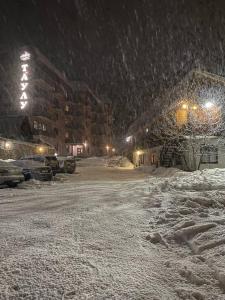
151, 154, 155, 165
200, 145, 218, 164
54, 128, 59, 136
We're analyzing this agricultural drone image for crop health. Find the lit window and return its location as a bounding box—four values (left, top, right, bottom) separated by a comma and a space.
65, 105, 69, 112
42, 124, 46, 131
65, 132, 69, 138
77, 148, 83, 154
200, 145, 218, 164
33, 120, 38, 129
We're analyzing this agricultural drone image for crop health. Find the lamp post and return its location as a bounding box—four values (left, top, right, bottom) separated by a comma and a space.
106, 145, 110, 155
84, 141, 88, 155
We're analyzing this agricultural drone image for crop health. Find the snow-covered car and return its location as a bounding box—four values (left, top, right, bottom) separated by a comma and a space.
57, 156, 76, 174
20, 155, 59, 175
12, 160, 53, 181
0, 160, 24, 187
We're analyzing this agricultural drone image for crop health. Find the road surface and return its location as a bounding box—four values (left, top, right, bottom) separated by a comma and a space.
0, 158, 224, 299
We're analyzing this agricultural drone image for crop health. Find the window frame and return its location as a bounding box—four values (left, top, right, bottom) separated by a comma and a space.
200, 144, 218, 164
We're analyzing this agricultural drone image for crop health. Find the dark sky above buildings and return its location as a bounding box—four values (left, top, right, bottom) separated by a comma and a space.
1, 0, 225, 135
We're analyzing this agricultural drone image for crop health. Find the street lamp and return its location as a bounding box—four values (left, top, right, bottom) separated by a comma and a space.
84, 141, 88, 150
182, 103, 188, 109
126, 135, 133, 143
37, 146, 44, 154
106, 145, 110, 155
204, 101, 214, 109
5, 141, 12, 150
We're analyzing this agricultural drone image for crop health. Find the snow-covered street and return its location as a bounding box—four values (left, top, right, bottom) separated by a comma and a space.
1, 158, 225, 299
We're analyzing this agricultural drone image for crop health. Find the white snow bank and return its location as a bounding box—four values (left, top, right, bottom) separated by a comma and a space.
107, 156, 134, 169
138, 165, 183, 177
78, 157, 107, 167
162, 168, 225, 191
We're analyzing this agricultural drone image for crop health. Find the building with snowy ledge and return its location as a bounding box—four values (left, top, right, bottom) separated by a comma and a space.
125, 70, 225, 171
0, 46, 112, 157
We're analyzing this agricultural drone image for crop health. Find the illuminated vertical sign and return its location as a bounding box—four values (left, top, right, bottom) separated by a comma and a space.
19, 51, 31, 110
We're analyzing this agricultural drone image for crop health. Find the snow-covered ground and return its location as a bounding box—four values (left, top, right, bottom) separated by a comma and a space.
0, 158, 225, 299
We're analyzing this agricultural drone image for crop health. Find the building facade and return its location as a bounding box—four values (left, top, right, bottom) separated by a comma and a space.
68, 81, 112, 156
0, 46, 112, 157
126, 70, 225, 171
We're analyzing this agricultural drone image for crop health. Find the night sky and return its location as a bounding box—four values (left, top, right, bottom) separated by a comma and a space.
1, 0, 225, 136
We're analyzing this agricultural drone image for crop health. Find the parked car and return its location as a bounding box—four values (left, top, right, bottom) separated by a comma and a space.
0, 160, 24, 187
13, 159, 53, 181
57, 156, 76, 174
20, 155, 59, 175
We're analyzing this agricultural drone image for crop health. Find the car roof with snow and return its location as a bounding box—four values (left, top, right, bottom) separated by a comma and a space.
13, 159, 46, 169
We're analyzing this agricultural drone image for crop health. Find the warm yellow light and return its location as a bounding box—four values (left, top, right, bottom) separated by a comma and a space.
5, 141, 12, 150
112, 148, 115, 152
106, 145, 110, 151
84, 141, 88, 148
137, 150, 141, 156
182, 103, 188, 109
38, 146, 44, 153
192, 105, 197, 110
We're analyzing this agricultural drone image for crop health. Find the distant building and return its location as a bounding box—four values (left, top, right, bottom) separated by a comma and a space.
126, 70, 225, 171
0, 46, 112, 157
70, 81, 112, 156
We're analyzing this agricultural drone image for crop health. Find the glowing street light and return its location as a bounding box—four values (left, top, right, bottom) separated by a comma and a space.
5, 141, 12, 150
204, 101, 214, 109
37, 146, 44, 154
112, 148, 116, 153
182, 103, 188, 109
126, 136, 133, 143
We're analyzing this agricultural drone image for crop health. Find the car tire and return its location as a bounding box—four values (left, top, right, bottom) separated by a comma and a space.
7, 182, 18, 188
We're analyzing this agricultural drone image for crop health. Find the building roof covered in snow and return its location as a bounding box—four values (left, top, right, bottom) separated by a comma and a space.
127, 69, 225, 136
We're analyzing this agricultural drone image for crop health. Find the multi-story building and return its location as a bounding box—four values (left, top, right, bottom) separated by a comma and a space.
0, 46, 112, 157
0, 46, 75, 154
68, 81, 112, 156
